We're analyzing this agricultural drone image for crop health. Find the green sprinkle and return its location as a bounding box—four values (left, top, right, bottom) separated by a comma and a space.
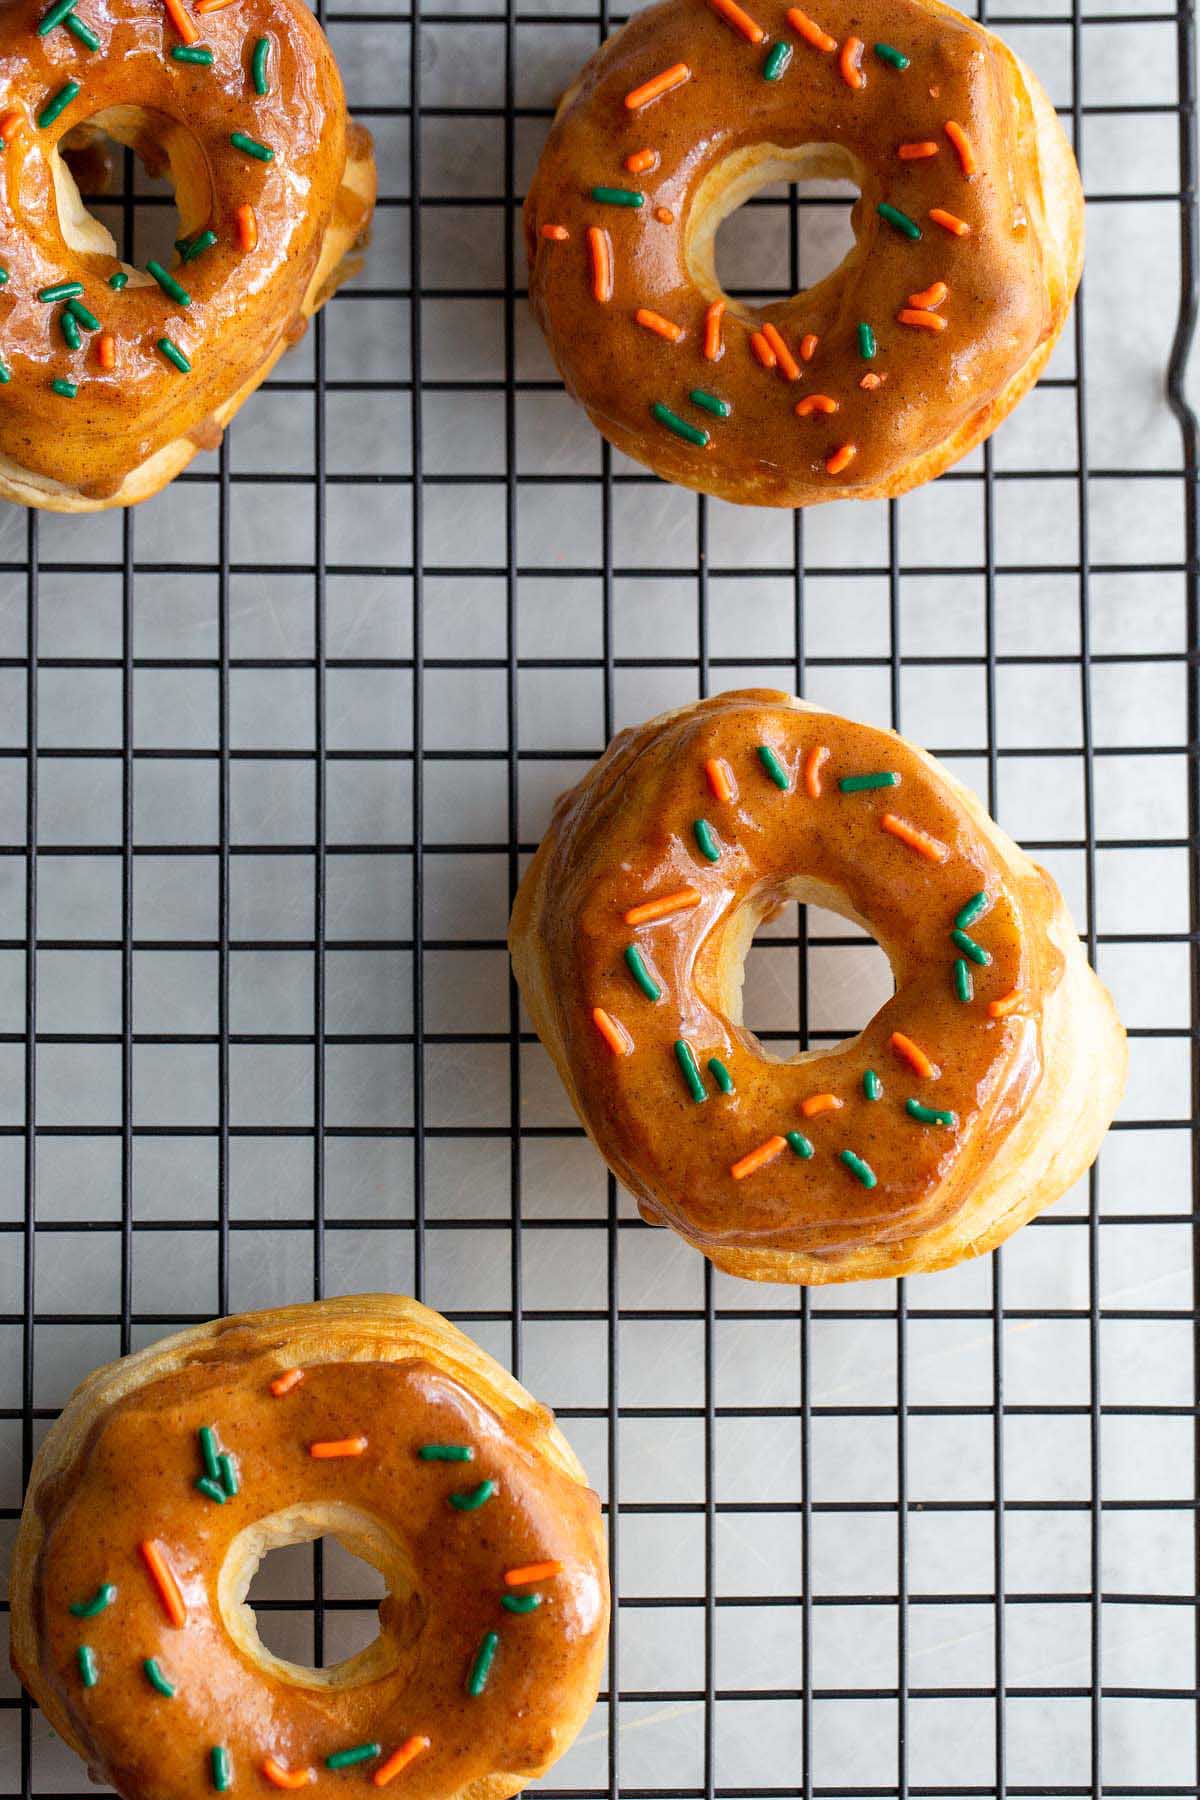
37, 80, 80, 128
467, 1630, 499, 1697
211, 1748, 232, 1793
77, 1645, 98, 1687
757, 744, 790, 790
325, 1746, 381, 1771
230, 130, 273, 161
953, 958, 973, 1004
450, 1478, 497, 1511
674, 1038, 706, 1104
863, 1069, 883, 1101
906, 1098, 957, 1128
707, 1057, 734, 1095
198, 1425, 221, 1481
67, 297, 100, 330
689, 388, 730, 418
196, 1475, 226, 1504
251, 35, 271, 94
217, 1452, 238, 1497
0, 267, 8, 284
501, 1592, 543, 1614
172, 43, 213, 62
951, 927, 991, 966
144, 1658, 176, 1698
0, 362, 10, 384
64, 13, 100, 48
60, 307, 80, 350
108, 270, 128, 289
181, 229, 218, 263
786, 1131, 814, 1160
38, 280, 83, 302
590, 185, 643, 207
763, 39, 791, 79
624, 942, 662, 1002
157, 336, 192, 372
874, 41, 909, 68
650, 401, 708, 447
36, 0, 77, 35
955, 891, 989, 930
693, 818, 721, 863
418, 1443, 474, 1461
840, 1149, 877, 1189
857, 321, 876, 360
70, 1583, 116, 1618
839, 771, 900, 793
877, 201, 921, 241
51, 378, 77, 397
146, 260, 191, 305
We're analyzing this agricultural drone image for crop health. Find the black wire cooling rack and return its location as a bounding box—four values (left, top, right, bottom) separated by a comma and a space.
2, 0, 1200, 1796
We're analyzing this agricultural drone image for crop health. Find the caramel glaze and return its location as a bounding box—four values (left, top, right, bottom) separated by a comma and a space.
524, 0, 1072, 502
30, 1354, 607, 1800
511, 690, 1066, 1265
0, 0, 358, 490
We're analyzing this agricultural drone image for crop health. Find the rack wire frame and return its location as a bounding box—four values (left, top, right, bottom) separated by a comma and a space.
0, 0, 1197, 1795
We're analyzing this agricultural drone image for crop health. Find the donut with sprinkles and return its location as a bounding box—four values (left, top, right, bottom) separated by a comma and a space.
11, 1297, 609, 1800
509, 691, 1126, 1283
524, 0, 1083, 505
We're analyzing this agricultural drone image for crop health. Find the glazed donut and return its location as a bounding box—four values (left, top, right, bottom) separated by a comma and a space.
0, 0, 376, 510
509, 691, 1126, 1284
524, 0, 1082, 506
10, 1295, 609, 1800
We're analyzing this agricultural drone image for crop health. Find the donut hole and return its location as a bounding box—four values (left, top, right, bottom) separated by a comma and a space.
688, 143, 864, 314
48, 105, 212, 281
219, 1503, 423, 1690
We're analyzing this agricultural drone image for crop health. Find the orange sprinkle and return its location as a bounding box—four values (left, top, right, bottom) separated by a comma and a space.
799, 332, 819, 363
194, 0, 236, 13
890, 1030, 938, 1080
624, 888, 702, 927
704, 756, 737, 803
236, 204, 258, 252
881, 812, 949, 864
730, 1135, 788, 1181
898, 307, 948, 333
786, 6, 836, 51
944, 120, 977, 176
162, 0, 199, 39
635, 306, 683, 343
592, 1007, 633, 1056
795, 394, 839, 416
801, 1092, 842, 1118
270, 1367, 304, 1396
309, 1436, 368, 1458
761, 322, 800, 380
750, 330, 777, 370
138, 1540, 186, 1629
625, 62, 691, 110
703, 298, 725, 362
988, 989, 1023, 1019
826, 443, 857, 476
838, 34, 865, 88
859, 372, 884, 390
97, 333, 116, 372
898, 140, 938, 160
541, 224, 569, 241
587, 226, 613, 304
803, 744, 828, 798
655, 206, 674, 223
908, 280, 947, 310
709, 0, 765, 42
504, 1560, 564, 1587
624, 148, 658, 174
373, 1741, 430, 1789
0, 110, 21, 143
262, 1763, 313, 1791
930, 207, 971, 237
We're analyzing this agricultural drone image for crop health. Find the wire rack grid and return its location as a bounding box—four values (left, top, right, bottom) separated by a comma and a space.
0, 0, 1198, 1795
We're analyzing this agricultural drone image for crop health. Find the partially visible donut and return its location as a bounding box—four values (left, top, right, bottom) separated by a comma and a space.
524, 0, 1082, 505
